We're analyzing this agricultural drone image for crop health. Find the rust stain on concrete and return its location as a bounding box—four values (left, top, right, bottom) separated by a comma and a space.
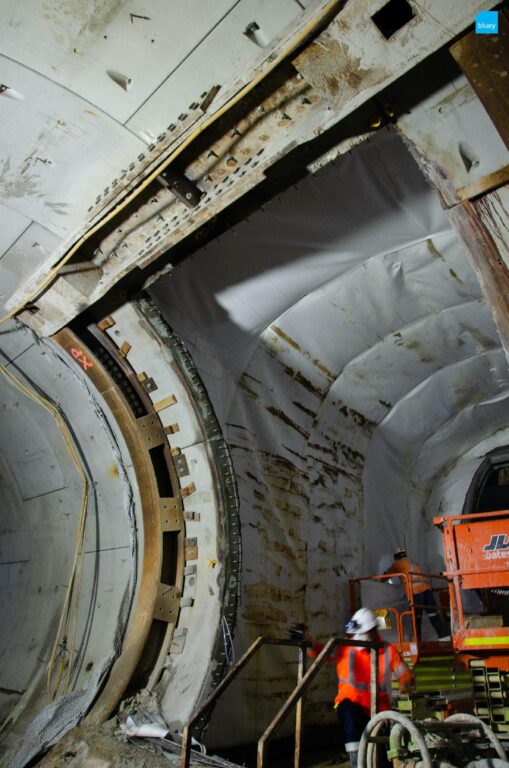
246, 471, 266, 487
449, 268, 463, 283
309, 441, 335, 458
283, 445, 307, 463
239, 373, 259, 399
338, 403, 376, 434
273, 497, 304, 520
226, 422, 249, 431
312, 457, 358, 483
338, 442, 365, 471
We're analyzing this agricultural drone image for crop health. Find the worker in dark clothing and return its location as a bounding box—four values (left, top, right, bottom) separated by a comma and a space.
309, 607, 413, 768
385, 548, 447, 639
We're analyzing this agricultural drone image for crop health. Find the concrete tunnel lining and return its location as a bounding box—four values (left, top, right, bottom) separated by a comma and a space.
0, 325, 139, 761
97, 301, 241, 734
0, 301, 242, 766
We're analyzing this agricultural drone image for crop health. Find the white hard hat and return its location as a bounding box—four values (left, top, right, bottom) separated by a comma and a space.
345, 607, 379, 634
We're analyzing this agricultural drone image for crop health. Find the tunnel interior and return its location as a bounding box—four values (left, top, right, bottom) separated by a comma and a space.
0, 12, 508, 762
2, 125, 509, 757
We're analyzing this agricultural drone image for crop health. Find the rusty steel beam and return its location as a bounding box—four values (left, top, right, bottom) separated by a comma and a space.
450, 9, 509, 151
448, 185, 509, 360
370, 646, 379, 718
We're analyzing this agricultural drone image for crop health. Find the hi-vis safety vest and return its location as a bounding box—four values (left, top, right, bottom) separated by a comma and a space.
387, 557, 430, 598
334, 643, 412, 713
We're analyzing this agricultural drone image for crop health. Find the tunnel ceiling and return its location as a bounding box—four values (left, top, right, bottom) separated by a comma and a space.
0, 0, 491, 333
0, 0, 307, 317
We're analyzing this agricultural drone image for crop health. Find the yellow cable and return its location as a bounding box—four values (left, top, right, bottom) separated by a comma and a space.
0, 361, 89, 699
0, 0, 340, 325
51, 660, 65, 702
63, 510, 87, 694
47, 489, 88, 699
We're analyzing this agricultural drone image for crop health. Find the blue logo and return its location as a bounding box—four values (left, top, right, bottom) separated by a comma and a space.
483, 534, 509, 558
484, 534, 509, 552
475, 10, 498, 34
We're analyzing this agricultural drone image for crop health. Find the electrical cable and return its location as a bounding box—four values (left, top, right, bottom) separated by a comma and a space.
0, 361, 89, 700
0, 0, 341, 326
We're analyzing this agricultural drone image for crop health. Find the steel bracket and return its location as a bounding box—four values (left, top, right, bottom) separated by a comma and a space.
159, 497, 183, 532
154, 584, 180, 623
158, 167, 204, 209
185, 537, 198, 560
137, 414, 166, 448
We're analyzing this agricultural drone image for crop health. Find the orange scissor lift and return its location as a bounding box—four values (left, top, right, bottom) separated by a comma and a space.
435, 510, 509, 737
349, 510, 509, 734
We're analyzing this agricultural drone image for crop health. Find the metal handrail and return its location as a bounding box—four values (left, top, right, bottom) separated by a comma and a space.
256, 636, 383, 768
179, 636, 307, 768
349, 572, 450, 648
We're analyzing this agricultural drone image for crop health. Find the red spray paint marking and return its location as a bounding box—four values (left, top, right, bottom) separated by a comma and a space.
70, 347, 93, 372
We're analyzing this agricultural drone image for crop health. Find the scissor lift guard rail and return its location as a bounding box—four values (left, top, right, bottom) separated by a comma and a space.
179, 635, 384, 768
349, 572, 450, 661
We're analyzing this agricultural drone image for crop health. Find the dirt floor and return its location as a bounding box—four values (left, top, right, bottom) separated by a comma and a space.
38, 726, 180, 767
37, 726, 351, 768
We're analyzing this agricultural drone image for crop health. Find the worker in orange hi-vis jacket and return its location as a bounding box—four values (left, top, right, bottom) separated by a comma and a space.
384, 547, 447, 639
309, 608, 414, 768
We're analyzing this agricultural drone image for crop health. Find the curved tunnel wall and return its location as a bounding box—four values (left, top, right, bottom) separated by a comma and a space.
0, 325, 139, 762
0, 306, 241, 765
149, 129, 509, 744
95, 300, 241, 733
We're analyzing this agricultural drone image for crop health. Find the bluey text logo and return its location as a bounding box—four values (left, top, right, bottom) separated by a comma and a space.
475, 11, 498, 34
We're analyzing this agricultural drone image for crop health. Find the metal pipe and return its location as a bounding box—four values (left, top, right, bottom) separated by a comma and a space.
388, 721, 405, 760
366, 719, 385, 768
293, 644, 306, 768
256, 636, 339, 768
180, 635, 263, 768
365, 711, 507, 768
